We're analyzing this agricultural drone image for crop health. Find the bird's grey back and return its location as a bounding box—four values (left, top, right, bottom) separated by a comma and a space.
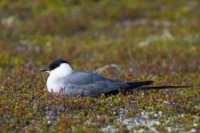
66, 71, 120, 84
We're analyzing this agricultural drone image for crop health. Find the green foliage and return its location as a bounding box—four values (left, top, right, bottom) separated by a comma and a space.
0, 0, 199, 132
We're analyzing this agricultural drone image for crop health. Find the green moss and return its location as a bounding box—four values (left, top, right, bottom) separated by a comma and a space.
0, 0, 199, 132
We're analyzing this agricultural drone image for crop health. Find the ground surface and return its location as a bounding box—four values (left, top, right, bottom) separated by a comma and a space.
0, 1, 199, 132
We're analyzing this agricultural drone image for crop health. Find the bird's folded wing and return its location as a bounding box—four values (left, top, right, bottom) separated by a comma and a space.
66, 80, 128, 96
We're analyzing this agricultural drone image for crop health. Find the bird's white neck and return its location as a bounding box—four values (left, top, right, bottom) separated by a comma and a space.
49, 63, 73, 80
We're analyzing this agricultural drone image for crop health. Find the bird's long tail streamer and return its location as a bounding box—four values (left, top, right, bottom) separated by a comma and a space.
136, 85, 192, 90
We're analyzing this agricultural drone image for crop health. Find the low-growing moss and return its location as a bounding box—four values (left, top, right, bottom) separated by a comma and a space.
0, 0, 199, 132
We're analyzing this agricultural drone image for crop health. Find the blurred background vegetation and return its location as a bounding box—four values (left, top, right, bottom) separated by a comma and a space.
0, 0, 199, 132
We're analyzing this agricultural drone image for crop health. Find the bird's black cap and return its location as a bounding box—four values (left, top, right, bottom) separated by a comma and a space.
40, 59, 70, 72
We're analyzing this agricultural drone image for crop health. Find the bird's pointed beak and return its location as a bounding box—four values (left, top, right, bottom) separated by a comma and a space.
40, 67, 50, 72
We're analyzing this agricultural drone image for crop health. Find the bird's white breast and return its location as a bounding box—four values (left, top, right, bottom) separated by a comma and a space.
46, 63, 73, 93
47, 77, 64, 93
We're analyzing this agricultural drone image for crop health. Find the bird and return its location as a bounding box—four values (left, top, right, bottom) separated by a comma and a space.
40, 59, 191, 97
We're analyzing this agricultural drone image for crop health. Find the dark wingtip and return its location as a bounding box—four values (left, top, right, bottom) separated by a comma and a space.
146, 80, 154, 84
127, 80, 154, 89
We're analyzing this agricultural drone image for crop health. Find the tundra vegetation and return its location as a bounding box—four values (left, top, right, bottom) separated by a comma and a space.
0, 1, 199, 132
